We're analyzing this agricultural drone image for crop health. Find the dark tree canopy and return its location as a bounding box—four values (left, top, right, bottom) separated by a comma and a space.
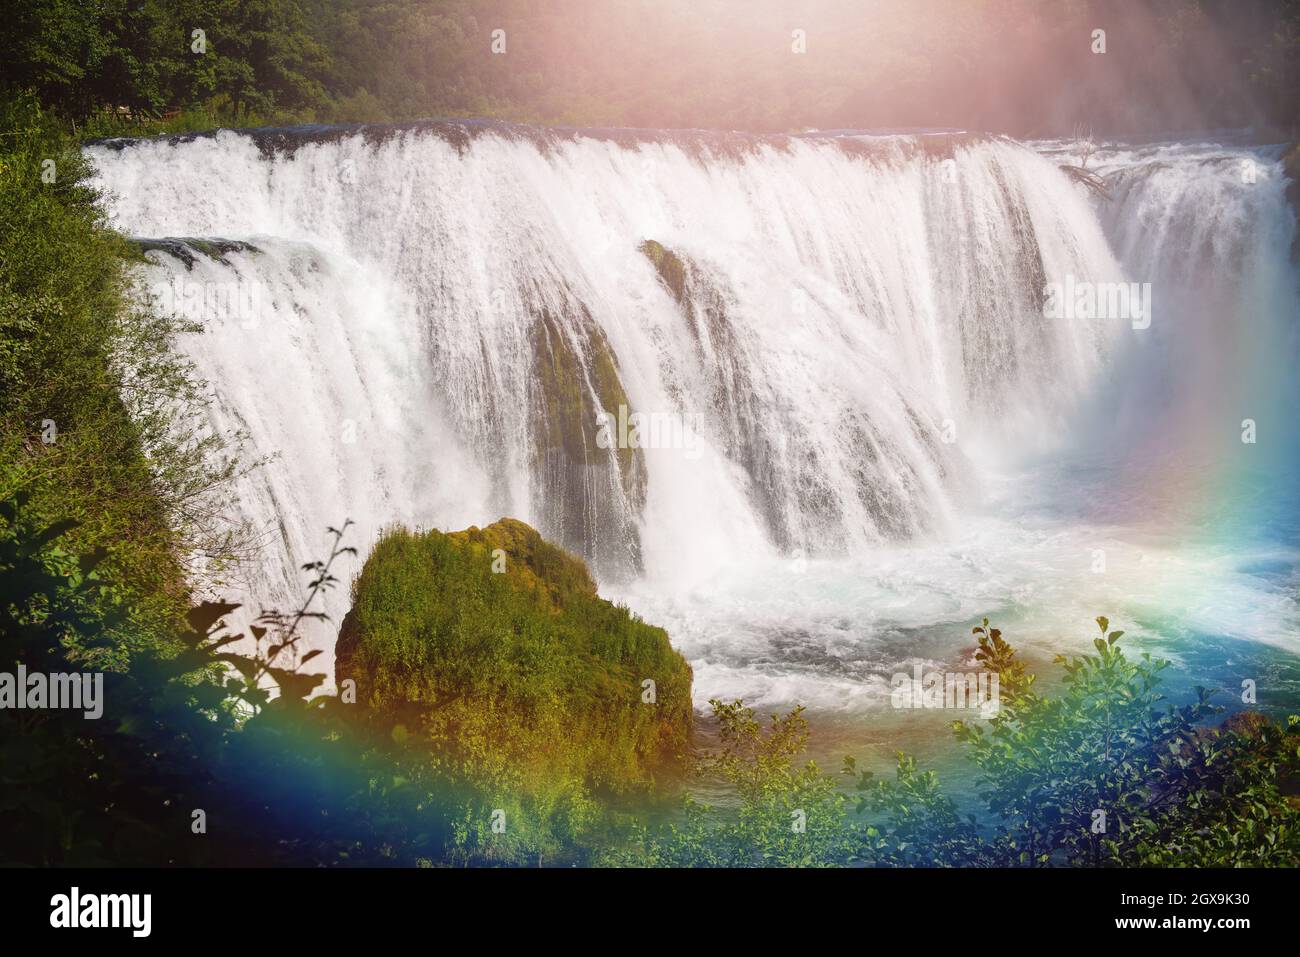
2, 0, 1298, 135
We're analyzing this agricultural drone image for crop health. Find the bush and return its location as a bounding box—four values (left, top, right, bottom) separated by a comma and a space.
0, 92, 245, 663
4, 483, 1297, 868
621, 618, 1300, 867
337, 519, 694, 863
0, 497, 481, 866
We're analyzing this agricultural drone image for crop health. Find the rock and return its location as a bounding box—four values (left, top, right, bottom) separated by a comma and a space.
1283, 144, 1300, 261
335, 518, 692, 795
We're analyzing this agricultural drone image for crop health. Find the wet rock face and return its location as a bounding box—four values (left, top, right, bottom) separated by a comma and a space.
132, 236, 260, 269
639, 238, 945, 553
527, 294, 645, 580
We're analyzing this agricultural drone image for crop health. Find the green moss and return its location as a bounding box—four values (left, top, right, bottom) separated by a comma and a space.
530, 304, 641, 485
335, 518, 693, 803
587, 322, 643, 493
132, 237, 260, 270
446, 517, 598, 608
530, 307, 591, 465
527, 300, 646, 572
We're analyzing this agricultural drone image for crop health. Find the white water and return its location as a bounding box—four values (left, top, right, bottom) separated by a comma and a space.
87, 126, 1299, 711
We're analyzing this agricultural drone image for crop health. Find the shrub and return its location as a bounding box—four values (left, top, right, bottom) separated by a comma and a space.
337, 519, 694, 863
0, 92, 245, 663
623, 618, 1300, 867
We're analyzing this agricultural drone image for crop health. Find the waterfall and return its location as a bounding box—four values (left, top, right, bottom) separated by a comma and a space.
86, 124, 1297, 694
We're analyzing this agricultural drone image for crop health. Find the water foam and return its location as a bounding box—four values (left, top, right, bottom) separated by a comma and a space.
87, 126, 1298, 707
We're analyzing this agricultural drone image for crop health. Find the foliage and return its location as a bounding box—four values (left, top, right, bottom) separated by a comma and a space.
3, 1, 1299, 136
337, 519, 693, 863
919, 617, 1299, 865
601, 700, 855, 866
4, 480, 1299, 867
620, 617, 1300, 867
0, 92, 247, 662
0, 0, 329, 123
0, 494, 480, 865
0, 498, 690, 866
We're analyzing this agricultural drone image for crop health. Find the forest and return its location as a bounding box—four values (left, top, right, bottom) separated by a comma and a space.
4, 0, 1299, 136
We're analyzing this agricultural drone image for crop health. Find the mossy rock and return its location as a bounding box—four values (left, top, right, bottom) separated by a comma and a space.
132, 236, 260, 270
335, 519, 692, 798
527, 297, 646, 576
445, 517, 597, 609
639, 239, 689, 305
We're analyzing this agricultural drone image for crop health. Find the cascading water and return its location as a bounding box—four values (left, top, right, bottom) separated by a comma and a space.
86, 125, 1298, 716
